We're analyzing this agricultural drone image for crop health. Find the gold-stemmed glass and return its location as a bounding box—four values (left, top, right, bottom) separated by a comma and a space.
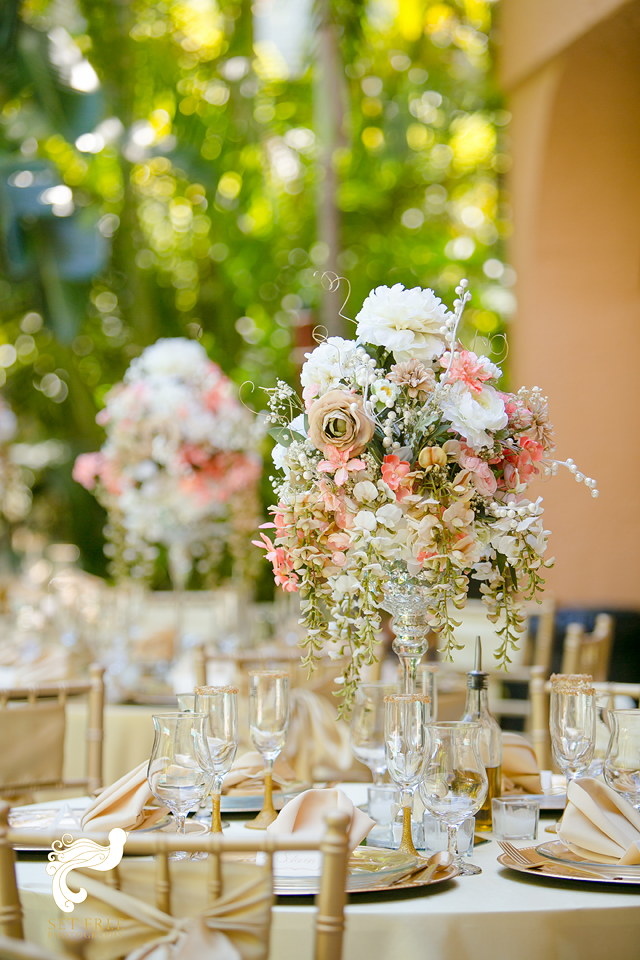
550, 676, 596, 784
246, 671, 290, 830
419, 721, 487, 876
384, 693, 430, 856
194, 685, 239, 833
349, 682, 398, 784
147, 712, 211, 860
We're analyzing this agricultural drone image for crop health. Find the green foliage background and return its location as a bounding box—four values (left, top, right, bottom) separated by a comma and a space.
0, 0, 512, 584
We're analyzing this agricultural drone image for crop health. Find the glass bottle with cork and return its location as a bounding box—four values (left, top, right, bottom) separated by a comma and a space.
461, 637, 502, 831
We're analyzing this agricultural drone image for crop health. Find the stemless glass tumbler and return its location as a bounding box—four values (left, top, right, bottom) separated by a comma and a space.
384, 693, 430, 856
194, 685, 239, 833
604, 709, 640, 809
419, 721, 488, 876
147, 712, 211, 860
550, 678, 596, 784
349, 682, 398, 784
246, 671, 290, 829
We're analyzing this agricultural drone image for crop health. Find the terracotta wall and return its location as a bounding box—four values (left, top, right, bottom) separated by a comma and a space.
504, 1, 640, 606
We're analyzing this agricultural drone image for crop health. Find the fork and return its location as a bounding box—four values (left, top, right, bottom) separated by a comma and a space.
497, 840, 623, 880
497, 841, 547, 867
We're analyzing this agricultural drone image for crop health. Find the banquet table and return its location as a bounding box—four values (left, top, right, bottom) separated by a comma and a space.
11, 784, 640, 960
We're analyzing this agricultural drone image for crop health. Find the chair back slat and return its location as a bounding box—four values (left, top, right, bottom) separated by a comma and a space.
0, 802, 23, 939
0, 666, 104, 799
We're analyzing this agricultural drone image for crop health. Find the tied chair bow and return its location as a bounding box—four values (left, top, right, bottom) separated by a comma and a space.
63, 860, 272, 960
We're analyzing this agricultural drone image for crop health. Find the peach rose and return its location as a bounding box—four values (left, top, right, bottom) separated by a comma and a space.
308, 390, 375, 456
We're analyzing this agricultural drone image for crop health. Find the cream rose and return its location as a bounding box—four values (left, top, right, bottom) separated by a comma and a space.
308, 390, 375, 456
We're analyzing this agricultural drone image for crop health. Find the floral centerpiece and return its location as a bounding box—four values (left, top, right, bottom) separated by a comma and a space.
255, 281, 597, 711
74, 338, 263, 586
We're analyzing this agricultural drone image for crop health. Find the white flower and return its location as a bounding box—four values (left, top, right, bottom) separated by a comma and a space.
355, 284, 451, 362
353, 510, 377, 532
300, 337, 361, 395
288, 413, 307, 437
353, 480, 378, 502
371, 378, 398, 407
439, 382, 507, 450
376, 503, 403, 527
334, 574, 360, 596
272, 443, 289, 473
126, 338, 209, 382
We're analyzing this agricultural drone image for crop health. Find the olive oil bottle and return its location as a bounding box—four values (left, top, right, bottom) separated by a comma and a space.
461, 637, 503, 831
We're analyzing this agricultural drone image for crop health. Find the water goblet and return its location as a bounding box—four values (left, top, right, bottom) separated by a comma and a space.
384, 693, 430, 856
246, 671, 290, 829
176, 693, 195, 711
419, 721, 488, 876
550, 677, 596, 784
147, 712, 211, 860
604, 709, 640, 809
194, 684, 239, 832
349, 682, 398, 784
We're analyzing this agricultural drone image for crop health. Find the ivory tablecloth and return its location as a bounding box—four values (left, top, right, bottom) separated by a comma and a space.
13, 785, 640, 960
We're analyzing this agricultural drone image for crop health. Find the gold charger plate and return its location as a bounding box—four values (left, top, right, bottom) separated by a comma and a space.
497, 853, 640, 885
342, 861, 459, 895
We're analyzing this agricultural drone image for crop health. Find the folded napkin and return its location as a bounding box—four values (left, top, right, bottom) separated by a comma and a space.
267, 787, 375, 855
283, 688, 353, 783
81, 761, 168, 832
222, 752, 297, 795
559, 777, 640, 864
501, 732, 542, 795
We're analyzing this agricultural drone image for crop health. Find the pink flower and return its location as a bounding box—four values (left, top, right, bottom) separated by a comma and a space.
381, 455, 412, 501
459, 444, 497, 496
443, 350, 494, 394
251, 532, 299, 592
302, 383, 319, 410
72, 453, 104, 491
519, 436, 543, 462
317, 445, 366, 487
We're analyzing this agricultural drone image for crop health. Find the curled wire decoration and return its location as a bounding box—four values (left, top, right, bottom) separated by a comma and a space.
311, 324, 329, 345
314, 270, 356, 328
238, 379, 258, 414
489, 331, 509, 364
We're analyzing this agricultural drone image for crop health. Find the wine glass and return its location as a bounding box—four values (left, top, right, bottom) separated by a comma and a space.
550, 679, 596, 784
147, 712, 211, 860
176, 693, 195, 711
384, 693, 430, 856
349, 682, 398, 784
604, 709, 640, 809
194, 685, 239, 833
419, 721, 488, 876
246, 671, 290, 829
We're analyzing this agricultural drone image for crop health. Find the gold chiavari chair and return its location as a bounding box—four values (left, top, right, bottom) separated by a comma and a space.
0, 664, 104, 800
560, 614, 615, 682
0, 801, 350, 960
528, 670, 640, 770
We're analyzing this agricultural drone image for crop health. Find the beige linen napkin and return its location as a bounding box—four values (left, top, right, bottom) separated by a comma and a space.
558, 777, 640, 864
283, 688, 353, 783
81, 761, 168, 832
222, 752, 297, 796
501, 732, 542, 795
267, 787, 375, 855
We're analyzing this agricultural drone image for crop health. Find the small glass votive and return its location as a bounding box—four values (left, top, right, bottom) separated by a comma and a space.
491, 797, 540, 841
368, 785, 399, 846
423, 812, 474, 857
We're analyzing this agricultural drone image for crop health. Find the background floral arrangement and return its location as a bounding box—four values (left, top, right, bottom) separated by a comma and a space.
0, 396, 33, 526
74, 338, 263, 584
256, 280, 598, 711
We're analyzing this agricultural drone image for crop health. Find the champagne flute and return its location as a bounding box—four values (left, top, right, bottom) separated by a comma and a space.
384, 693, 430, 856
604, 709, 640, 809
349, 682, 398, 784
550, 677, 596, 784
416, 665, 438, 721
147, 712, 211, 860
246, 671, 290, 829
194, 684, 239, 832
419, 721, 488, 876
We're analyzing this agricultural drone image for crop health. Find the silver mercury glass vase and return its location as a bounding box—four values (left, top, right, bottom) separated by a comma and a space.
381, 561, 433, 694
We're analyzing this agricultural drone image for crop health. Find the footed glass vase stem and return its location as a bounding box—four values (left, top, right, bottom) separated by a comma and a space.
391, 612, 430, 695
